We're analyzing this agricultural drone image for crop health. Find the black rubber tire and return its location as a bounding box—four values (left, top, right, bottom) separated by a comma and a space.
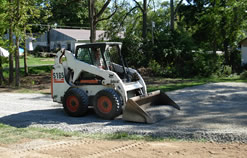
93, 89, 123, 120
63, 88, 88, 117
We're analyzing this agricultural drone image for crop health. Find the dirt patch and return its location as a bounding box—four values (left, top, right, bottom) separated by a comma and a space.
0, 74, 180, 93
0, 74, 51, 94
143, 76, 193, 86
0, 139, 246, 158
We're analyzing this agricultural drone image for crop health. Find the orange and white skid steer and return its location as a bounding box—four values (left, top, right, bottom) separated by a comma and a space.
51, 42, 180, 123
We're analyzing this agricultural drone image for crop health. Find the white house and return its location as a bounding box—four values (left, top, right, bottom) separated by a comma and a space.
0, 47, 24, 57
240, 38, 247, 66
0, 47, 9, 57
4, 33, 35, 52
33, 29, 107, 53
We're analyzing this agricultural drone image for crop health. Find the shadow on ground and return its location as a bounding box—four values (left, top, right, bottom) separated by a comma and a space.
0, 82, 247, 142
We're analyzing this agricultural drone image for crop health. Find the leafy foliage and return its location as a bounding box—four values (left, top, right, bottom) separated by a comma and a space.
105, 0, 247, 77
49, 0, 89, 28
240, 71, 247, 80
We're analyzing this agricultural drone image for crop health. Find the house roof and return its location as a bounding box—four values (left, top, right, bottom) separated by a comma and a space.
53, 29, 106, 41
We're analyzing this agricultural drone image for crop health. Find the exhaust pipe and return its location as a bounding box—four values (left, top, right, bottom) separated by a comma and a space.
122, 90, 180, 123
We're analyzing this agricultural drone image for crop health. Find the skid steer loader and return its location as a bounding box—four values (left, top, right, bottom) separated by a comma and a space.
51, 42, 180, 123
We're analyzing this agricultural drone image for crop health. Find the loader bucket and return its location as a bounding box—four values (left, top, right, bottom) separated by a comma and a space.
122, 90, 180, 123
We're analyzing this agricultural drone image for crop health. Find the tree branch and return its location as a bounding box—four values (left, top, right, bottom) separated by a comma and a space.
129, 15, 142, 33
133, 0, 144, 12
147, 0, 152, 8
97, 5, 118, 22
95, 0, 111, 18
119, 6, 138, 27
174, 0, 183, 15
97, 0, 118, 22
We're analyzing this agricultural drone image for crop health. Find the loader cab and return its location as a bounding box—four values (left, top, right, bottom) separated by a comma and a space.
75, 42, 129, 81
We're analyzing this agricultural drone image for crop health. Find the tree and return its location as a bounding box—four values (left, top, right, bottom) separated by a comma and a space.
14, 0, 21, 87
0, 0, 8, 85
24, 28, 28, 76
179, 0, 247, 65
0, 0, 16, 85
8, 0, 14, 85
170, 0, 183, 31
23, 0, 42, 76
7, 0, 41, 86
170, 0, 174, 31
133, 0, 148, 40
88, 0, 118, 43
49, 0, 88, 29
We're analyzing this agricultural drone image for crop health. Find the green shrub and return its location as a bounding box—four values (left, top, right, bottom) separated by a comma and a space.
163, 65, 178, 77
230, 49, 242, 73
148, 60, 164, 76
116, 34, 146, 68
240, 71, 247, 79
221, 65, 232, 76
180, 51, 223, 77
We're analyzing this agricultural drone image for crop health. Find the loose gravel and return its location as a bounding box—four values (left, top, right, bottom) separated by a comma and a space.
0, 82, 246, 143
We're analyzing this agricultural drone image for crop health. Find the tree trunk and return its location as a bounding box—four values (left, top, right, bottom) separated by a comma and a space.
9, 31, 14, 85
47, 25, 50, 52
170, 0, 174, 31
224, 40, 230, 65
92, 20, 97, 43
15, 36, 20, 87
221, 1, 230, 65
222, 17, 230, 65
88, 0, 113, 43
15, 0, 20, 87
142, 0, 147, 40
89, 0, 96, 43
8, 0, 14, 85
24, 29, 28, 76
0, 57, 6, 86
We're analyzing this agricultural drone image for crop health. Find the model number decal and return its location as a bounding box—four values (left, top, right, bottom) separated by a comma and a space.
53, 72, 64, 79
53, 72, 64, 83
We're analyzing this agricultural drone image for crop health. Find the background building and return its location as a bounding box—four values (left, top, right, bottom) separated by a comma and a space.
33, 29, 107, 53
240, 38, 247, 66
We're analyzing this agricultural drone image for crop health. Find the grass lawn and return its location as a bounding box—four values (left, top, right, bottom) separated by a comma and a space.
3, 55, 54, 68
147, 76, 247, 92
0, 123, 164, 144
20, 56, 54, 67
2, 55, 54, 78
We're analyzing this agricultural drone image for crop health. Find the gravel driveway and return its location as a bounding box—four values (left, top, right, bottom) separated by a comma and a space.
0, 82, 246, 142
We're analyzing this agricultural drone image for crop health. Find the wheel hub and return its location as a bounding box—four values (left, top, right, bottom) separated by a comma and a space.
98, 96, 112, 113
67, 96, 79, 112
103, 102, 109, 108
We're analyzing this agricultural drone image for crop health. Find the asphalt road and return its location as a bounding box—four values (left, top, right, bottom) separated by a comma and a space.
0, 82, 247, 142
